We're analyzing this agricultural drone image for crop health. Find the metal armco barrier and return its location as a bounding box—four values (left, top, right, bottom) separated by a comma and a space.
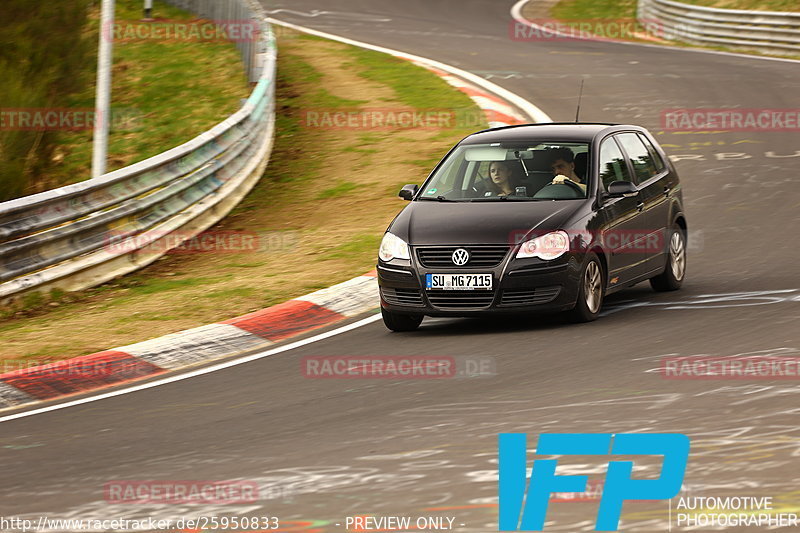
638, 0, 800, 55
0, 0, 276, 303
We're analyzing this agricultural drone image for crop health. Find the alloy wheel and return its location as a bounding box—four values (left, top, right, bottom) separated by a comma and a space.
670, 231, 686, 281
584, 261, 602, 314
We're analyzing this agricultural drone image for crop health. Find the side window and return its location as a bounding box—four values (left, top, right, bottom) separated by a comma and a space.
637, 133, 666, 172
617, 132, 657, 183
598, 138, 632, 190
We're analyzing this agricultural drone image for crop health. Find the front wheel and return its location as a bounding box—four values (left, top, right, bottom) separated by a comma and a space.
381, 308, 423, 332
568, 252, 605, 322
650, 225, 686, 292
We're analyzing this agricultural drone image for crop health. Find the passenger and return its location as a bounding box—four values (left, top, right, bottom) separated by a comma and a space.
487, 161, 522, 196
547, 148, 586, 192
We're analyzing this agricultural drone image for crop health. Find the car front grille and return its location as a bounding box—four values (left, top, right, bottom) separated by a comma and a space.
416, 246, 509, 268
426, 290, 495, 309
499, 286, 562, 306
381, 287, 424, 307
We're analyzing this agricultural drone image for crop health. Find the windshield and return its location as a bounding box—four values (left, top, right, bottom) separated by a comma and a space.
418, 142, 590, 201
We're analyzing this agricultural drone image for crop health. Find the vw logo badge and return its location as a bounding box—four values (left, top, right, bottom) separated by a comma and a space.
452, 248, 470, 266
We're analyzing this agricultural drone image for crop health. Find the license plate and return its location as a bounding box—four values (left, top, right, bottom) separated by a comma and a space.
426, 273, 492, 290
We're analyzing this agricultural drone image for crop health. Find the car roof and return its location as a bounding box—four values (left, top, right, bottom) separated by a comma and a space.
462, 122, 646, 144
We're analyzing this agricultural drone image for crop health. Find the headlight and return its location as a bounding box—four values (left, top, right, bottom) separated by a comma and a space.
515, 230, 570, 260
378, 232, 410, 261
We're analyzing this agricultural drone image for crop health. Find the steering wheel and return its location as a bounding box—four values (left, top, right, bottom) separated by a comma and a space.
558, 179, 585, 195
533, 181, 584, 200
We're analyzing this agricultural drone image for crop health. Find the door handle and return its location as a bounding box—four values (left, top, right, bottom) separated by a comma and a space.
636, 202, 645, 212
664, 186, 671, 197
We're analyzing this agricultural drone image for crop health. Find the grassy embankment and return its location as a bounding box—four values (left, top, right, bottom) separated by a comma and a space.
0, 0, 248, 200
0, 30, 486, 365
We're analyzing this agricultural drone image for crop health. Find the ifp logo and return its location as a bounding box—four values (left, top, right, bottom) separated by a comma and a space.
498, 433, 689, 531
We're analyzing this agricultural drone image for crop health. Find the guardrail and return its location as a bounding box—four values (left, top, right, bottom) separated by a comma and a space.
638, 0, 800, 55
0, 0, 276, 304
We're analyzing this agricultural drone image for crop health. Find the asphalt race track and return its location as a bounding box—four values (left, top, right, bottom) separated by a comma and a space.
2, 1, 799, 531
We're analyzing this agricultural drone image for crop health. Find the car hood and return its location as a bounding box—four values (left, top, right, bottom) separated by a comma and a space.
390, 200, 581, 245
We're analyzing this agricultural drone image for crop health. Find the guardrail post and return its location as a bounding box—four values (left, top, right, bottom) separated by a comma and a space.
91, 0, 115, 179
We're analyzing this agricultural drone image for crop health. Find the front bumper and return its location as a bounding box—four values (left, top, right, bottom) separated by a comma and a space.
377, 250, 582, 317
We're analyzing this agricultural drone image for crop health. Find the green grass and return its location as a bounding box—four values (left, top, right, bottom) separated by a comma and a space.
0, 0, 91, 201
50, 0, 249, 187
115, 313, 181, 322
236, 50, 325, 188
551, 0, 637, 20
343, 44, 481, 113
325, 233, 384, 259
21, 292, 45, 310
203, 287, 257, 299
357, 133, 386, 143
20, 346, 95, 361
404, 157, 442, 168
124, 276, 229, 296
317, 181, 361, 199
222, 261, 268, 268
342, 146, 381, 154
276, 50, 367, 109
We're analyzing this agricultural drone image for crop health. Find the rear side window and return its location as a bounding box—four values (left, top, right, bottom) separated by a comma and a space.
598, 138, 632, 189
617, 133, 658, 183
637, 133, 666, 172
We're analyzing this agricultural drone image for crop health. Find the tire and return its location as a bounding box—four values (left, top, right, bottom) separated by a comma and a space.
381, 308, 423, 332
650, 225, 686, 292
568, 252, 605, 322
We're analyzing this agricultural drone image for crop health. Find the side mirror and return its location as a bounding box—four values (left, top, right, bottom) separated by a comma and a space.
399, 184, 418, 201
606, 181, 639, 198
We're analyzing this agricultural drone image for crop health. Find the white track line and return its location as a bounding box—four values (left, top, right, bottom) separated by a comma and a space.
511, 0, 800, 65
267, 17, 552, 123
0, 314, 382, 423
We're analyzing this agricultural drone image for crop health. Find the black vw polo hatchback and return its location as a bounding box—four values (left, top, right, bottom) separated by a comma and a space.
377, 123, 687, 331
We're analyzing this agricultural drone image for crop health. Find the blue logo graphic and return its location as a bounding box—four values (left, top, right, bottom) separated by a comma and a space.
498, 433, 689, 531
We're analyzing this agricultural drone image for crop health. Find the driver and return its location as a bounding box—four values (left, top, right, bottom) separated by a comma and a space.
547, 148, 586, 192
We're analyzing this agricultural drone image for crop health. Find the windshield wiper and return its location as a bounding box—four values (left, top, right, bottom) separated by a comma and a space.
470, 196, 508, 201
469, 196, 542, 202
418, 195, 454, 202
